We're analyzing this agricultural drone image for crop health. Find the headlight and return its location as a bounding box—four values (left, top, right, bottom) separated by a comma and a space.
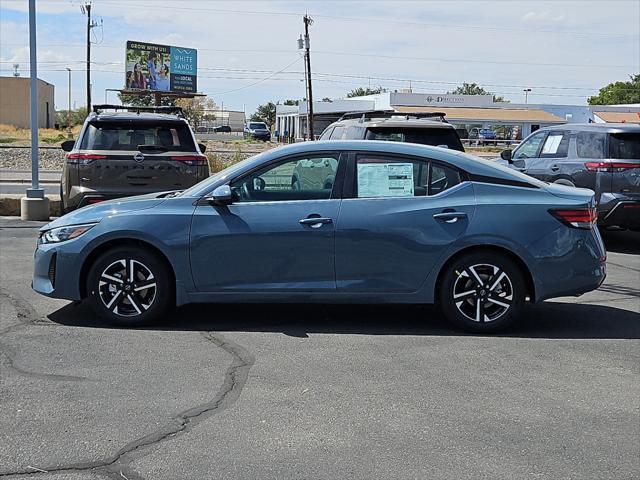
39, 223, 97, 244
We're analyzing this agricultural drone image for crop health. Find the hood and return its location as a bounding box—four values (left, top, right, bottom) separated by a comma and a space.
43, 192, 168, 231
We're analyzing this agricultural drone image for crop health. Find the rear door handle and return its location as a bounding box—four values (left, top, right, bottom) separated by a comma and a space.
299, 217, 333, 228
550, 165, 560, 172
433, 212, 467, 223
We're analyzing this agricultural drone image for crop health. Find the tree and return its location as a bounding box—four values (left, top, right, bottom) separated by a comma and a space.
175, 97, 215, 129
250, 102, 276, 128
118, 92, 176, 107
283, 99, 300, 106
588, 74, 640, 105
321, 97, 333, 102
346, 86, 385, 98
448, 83, 508, 103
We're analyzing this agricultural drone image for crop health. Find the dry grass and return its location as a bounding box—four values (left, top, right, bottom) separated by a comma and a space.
0, 124, 82, 145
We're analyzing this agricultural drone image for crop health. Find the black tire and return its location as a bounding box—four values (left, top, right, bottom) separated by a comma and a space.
438, 251, 526, 333
86, 246, 174, 326
59, 184, 67, 216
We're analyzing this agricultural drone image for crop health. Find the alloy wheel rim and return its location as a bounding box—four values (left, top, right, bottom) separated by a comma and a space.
98, 259, 157, 317
453, 263, 513, 323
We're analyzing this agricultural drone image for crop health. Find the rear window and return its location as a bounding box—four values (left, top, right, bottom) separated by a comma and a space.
576, 132, 606, 159
610, 133, 640, 159
80, 122, 195, 152
365, 127, 464, 152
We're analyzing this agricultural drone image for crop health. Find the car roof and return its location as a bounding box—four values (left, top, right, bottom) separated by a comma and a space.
89, 112, 187, 123
537, 123, 640, 134
188, 140, 543, 197
331, 117, 454, 129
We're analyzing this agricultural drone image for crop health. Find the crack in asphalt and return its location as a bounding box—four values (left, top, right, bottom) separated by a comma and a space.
0, 330, 256, 480
0, 342, 88, 382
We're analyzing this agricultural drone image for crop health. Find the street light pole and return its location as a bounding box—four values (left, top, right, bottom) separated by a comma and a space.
22, 0, 49, 220
303, 15, 314, 140
524, 88, 532, 105
66, 68, 72, 139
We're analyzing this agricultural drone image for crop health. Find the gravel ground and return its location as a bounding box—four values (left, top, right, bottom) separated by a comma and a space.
0, 141, 275, 172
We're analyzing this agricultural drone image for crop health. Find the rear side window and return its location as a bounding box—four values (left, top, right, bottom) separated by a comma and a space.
365, 127, 464, 152
355, 155, 461, 198
80, 122, 195, 152
609, 133, 640, 159
576, 132, 606, 159
344, 126, 365, 139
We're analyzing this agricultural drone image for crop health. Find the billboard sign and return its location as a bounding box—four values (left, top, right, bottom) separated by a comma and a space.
125, 41, 197, 93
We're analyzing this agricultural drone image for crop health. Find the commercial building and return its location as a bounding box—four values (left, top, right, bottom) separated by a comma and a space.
275, 91, 640, 141
0, 76, 55, 129
198, 108, 245, 132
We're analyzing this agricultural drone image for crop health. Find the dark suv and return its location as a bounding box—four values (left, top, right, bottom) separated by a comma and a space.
60, 105, 209, 212
319, 111, 465, 152
500, 123, 640, 230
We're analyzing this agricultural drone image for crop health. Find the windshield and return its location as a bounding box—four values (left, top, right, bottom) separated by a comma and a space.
249, 123, 267, 130
365, 127, 465, 152
179, 151, 269, 197
80, 122, 195, 151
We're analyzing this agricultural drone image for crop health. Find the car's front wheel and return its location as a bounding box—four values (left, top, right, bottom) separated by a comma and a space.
86, 246, 173, 326
438, 252, 526, 333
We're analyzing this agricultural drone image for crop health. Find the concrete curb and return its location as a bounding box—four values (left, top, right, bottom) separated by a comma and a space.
0, 194, 60, 217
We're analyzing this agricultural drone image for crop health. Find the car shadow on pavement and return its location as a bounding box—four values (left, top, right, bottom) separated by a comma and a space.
600, 229, 640, 255
49, 300, 640, 340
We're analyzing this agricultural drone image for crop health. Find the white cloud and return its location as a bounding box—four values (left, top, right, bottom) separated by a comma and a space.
522, 11, 566, 23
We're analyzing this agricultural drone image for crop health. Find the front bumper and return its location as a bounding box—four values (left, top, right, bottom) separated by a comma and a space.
33, 241, 83, 301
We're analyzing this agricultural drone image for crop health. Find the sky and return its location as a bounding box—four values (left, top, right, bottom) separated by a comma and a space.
1, 0, 639, 115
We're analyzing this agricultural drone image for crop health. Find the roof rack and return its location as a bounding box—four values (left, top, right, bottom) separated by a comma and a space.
338, 110, 448, 123
92, 104, 184, 116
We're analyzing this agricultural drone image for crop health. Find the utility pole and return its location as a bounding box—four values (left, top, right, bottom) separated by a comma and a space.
303, 15, 314, 140
82, 3, 98, 113
66, 68, 72, 139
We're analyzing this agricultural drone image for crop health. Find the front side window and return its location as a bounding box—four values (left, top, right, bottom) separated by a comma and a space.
512, 131, 546, 160
539, 131, 570, 158
576, 132, 606, 159
355, 156, 461, 198
231, 155, 339, 202
319, 127, 334, 140
80, 122, 195, 151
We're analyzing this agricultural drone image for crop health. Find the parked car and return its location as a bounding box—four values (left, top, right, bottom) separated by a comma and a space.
214, 125, 232, 133
34, 140, 606, 333
469, 128, 497, 145
59, 105, 209, 213
244, 121, 271, 141
319, 111, 465, 152
500, 123, 640, 231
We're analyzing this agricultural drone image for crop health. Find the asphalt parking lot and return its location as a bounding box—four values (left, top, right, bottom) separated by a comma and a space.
1, 217, 638, 480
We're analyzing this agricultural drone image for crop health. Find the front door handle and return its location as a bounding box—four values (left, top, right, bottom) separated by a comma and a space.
550, 165, 560, 172
433, 211, 467, 223
299, 217, 333, 228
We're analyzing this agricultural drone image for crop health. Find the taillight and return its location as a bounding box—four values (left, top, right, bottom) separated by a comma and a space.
66, 153, 107, 164
585, 161, 640, 172
170, 155, 207, 166
549, 208, 598, 229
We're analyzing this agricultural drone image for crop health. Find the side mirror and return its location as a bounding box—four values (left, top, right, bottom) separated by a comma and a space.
198, 143, 207, 153
208, 185, 233, 205
61, 140, 75, 152
500, 149, 513, 163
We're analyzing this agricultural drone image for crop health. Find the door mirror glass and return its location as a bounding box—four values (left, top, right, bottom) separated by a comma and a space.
61, 140, 75, 152
198, 143, 207, 153
209, 185, 233, 205
500, 149, 512, 162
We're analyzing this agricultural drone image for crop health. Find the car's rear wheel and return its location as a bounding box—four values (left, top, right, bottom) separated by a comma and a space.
86, 246, 173, 326
438, 252, 526, 333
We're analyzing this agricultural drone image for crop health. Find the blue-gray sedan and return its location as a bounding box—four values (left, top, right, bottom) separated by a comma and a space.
33, 141, 606, 332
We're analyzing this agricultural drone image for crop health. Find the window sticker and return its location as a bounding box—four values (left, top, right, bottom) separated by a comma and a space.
357, 162, 414, 198
542, 134, 563, 154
